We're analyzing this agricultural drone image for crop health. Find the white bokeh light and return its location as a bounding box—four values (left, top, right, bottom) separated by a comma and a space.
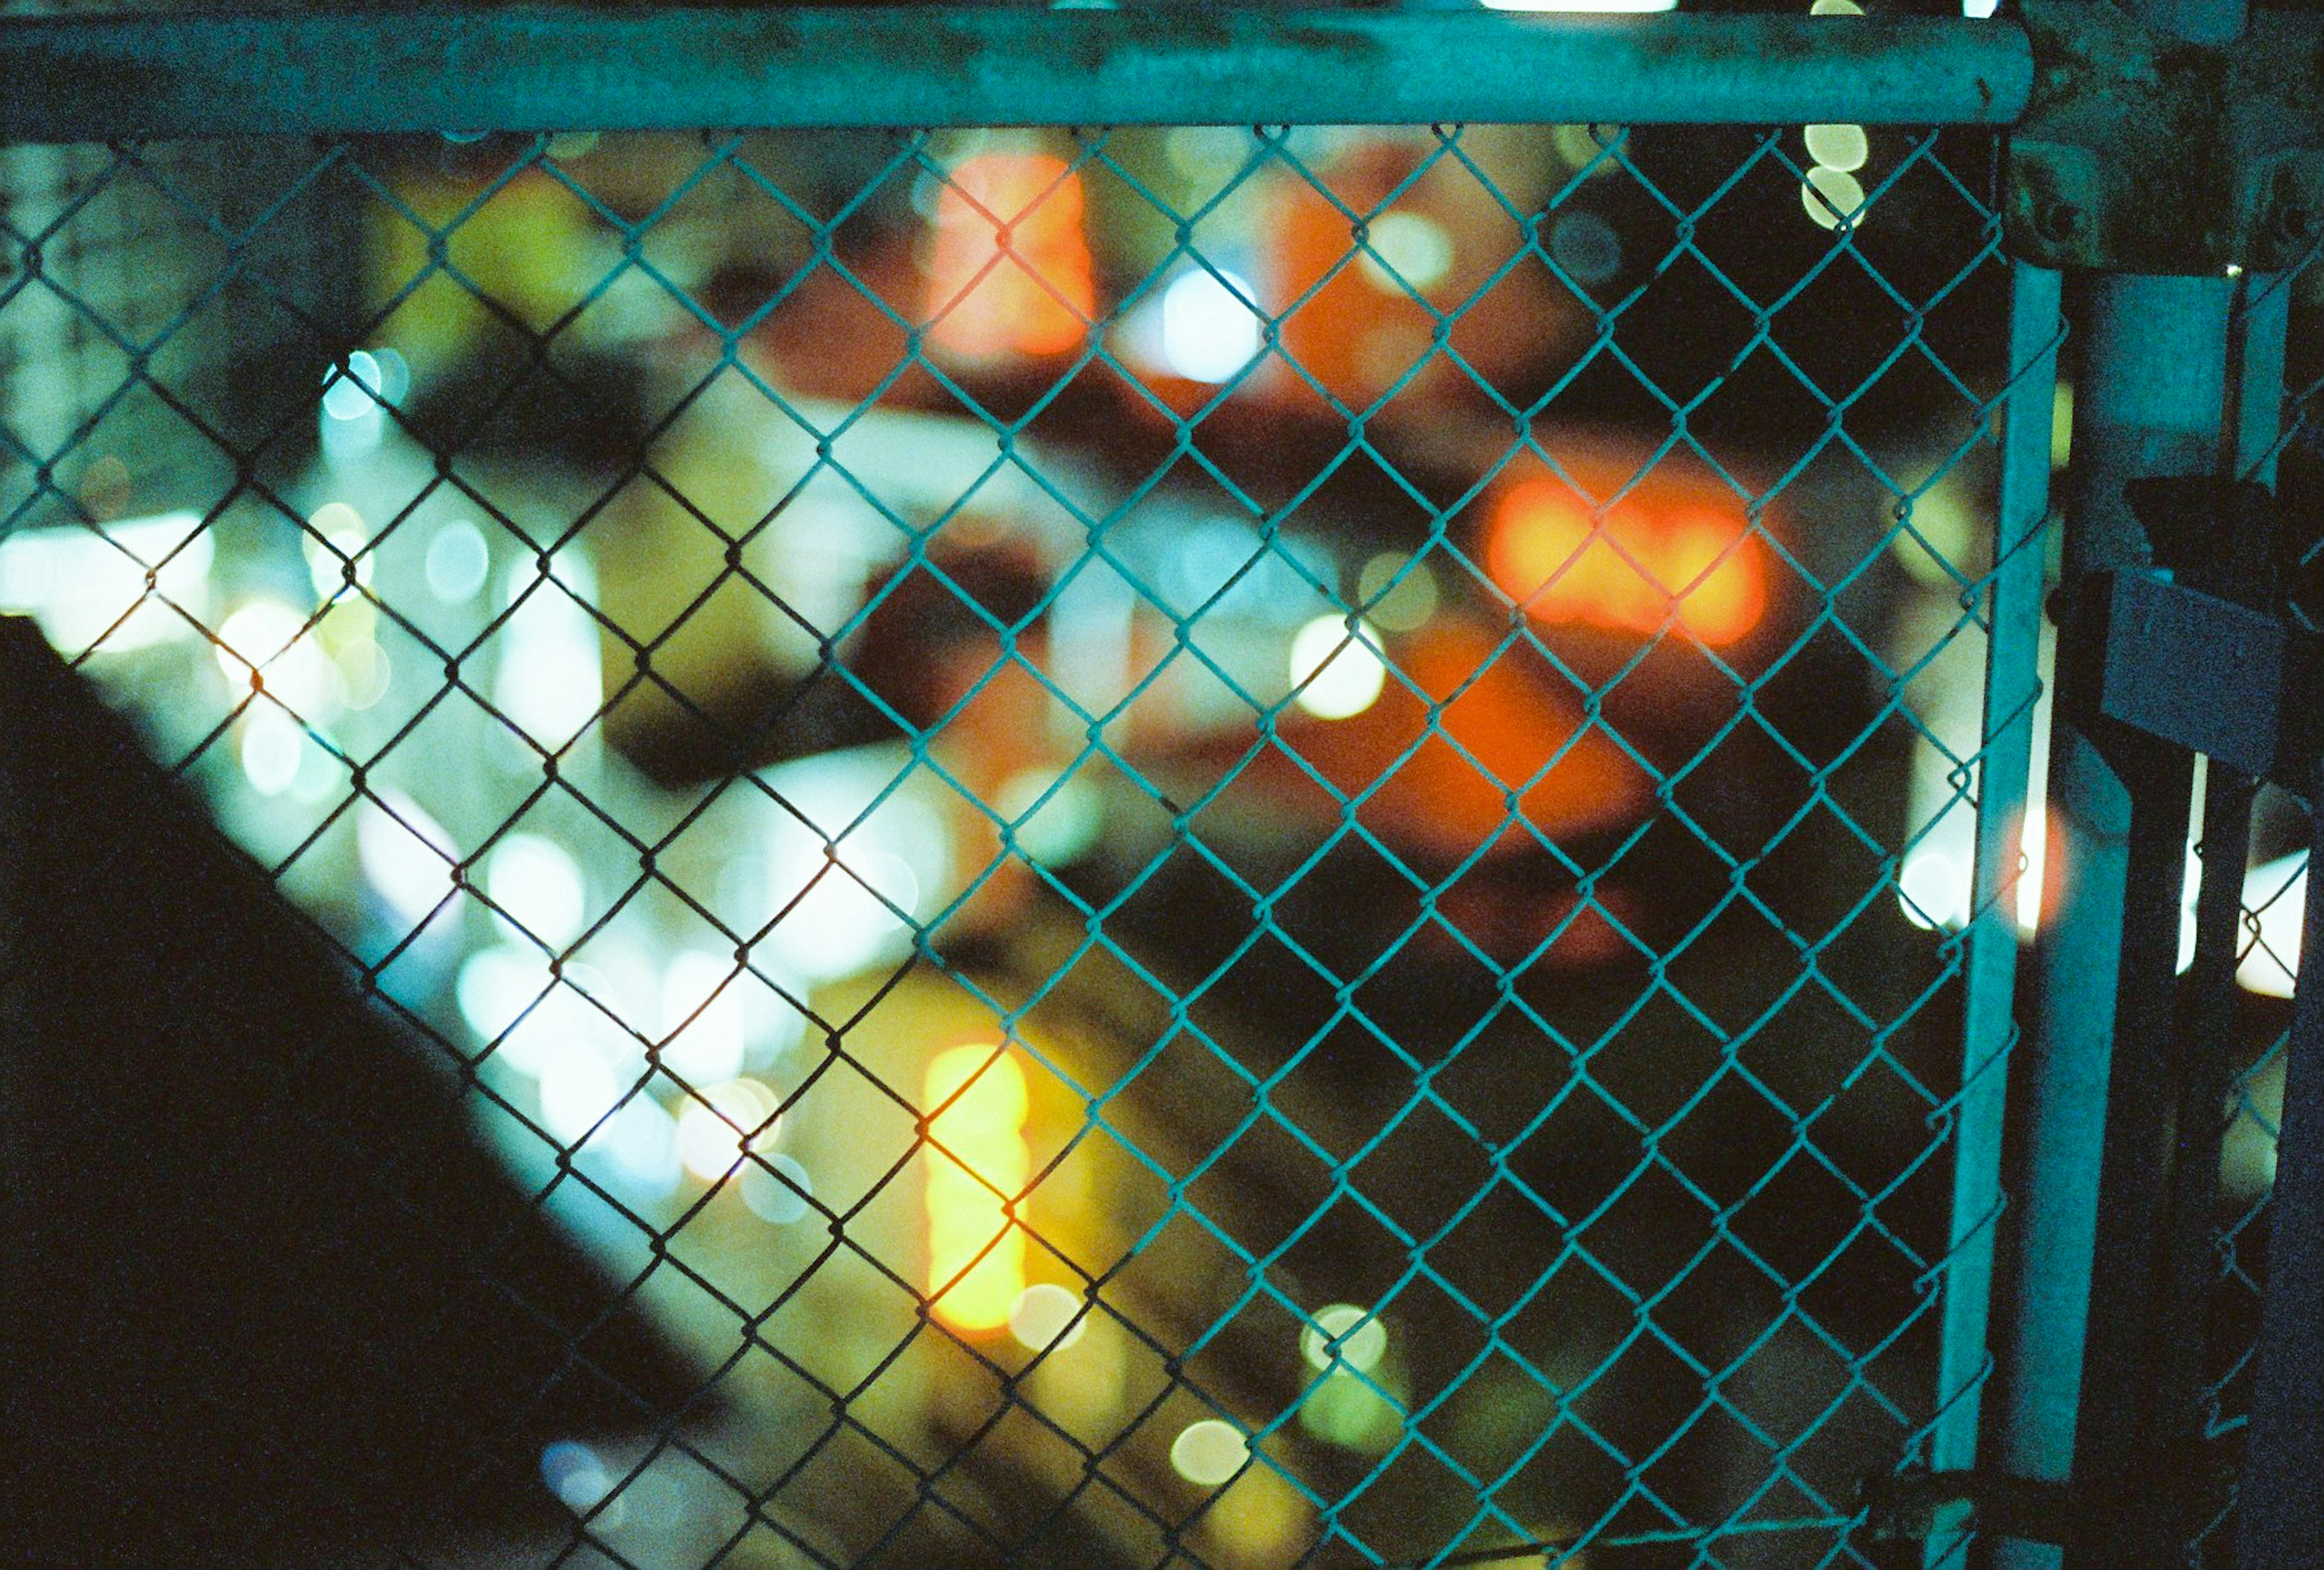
1288, 615, 1388, 720
238, 706, 306, 796
538, 1053, 622, 1145
1160, 268, 1263, 384
425, 518, 492, 603
216, 599, 333, 714
741, 1152, 816, 1224
494, 560, 604, 750
1169, 1419, 1249, 1486
677, 1078, 783, 1182
661, 949, 748, 1086
487, 832, 588, 949
1300, 1304, 1388, 1374
357, 788, 461, 927
1009, 1282, 1090, 1353
1897, 849, 1964, 931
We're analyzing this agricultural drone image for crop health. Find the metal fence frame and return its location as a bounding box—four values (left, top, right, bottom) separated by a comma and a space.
0, 5, 2306, 1568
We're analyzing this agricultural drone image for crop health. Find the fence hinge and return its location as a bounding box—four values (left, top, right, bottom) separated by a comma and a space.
2004, 0, 2324, 272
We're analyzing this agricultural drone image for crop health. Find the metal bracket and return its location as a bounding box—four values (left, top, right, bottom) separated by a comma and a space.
2004, 0, 2324, 272
1860, 1460, 2235, 1548
1859, 1467, 2075, 1545
2090, 568, 2303, 779
2068, 476, 2324, 786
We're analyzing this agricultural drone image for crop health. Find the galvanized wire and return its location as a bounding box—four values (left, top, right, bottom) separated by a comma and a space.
1, 120, 2023, 1570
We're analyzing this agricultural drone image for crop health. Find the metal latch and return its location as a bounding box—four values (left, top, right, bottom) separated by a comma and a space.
2065, 476, 2324, 786
2005, 0, 2324, 272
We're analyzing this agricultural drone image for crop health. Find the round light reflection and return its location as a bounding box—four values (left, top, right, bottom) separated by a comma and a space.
1288, 615, 1388, 720
1802, 166, 1865, 231
676, 1077, 782, 1182
1300, 1303, 1388, 1373
425, 519, 492, 603
1804, 123, 1869, 174
1169, 1419, 1249, 1486
741, 1153, 816, 1223
486, 832, 587, 949
1009, 1282, 1089, 1353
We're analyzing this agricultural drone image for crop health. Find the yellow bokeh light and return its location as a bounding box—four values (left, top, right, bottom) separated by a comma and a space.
1804, 123, 1869, 174
1801, 166, 1865, 232
1008, 1281, 1088, 1353
925, 1046, 1031, 1333
1299, 1303, 1388, 1374
1170, 1419, 1249, 1486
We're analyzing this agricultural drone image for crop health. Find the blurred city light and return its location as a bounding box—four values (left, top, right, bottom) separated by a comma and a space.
356, 789, 462, 928
1299, 1304, 1387, 1373
1008, 1281, 1089, 1353
1485, 478, 1765, 643
1159, 266, 1264, 384
1169, 1419, 1249, 1486
0, 511, 215, 652
924, 1046, 1030, 1333
424, 518, 492, 603
926, 152, 1095, 361
660, 950, 748, 1086
676, 1077, 782, 1181
1288, 615, 1388, 720
740, 1152, 815, 1224
486, 832, 588, 950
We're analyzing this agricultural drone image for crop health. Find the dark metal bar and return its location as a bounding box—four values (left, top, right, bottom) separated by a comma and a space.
2144, 268, 2290, 1563
0, 6, 2035, 141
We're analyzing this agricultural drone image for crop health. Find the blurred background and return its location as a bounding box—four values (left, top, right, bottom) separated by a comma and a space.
0, 17, 2314, 1566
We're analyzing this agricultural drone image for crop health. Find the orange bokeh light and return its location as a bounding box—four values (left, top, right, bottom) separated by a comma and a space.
1485, 477, 1767, 645
1292, 617, 1653, 861
925, 153, 1095, 363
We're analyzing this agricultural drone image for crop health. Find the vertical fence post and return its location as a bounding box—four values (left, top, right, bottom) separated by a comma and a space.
1984, 144, 2248, 1570
1929, 262, 2062, 1555
1988, 269, 2230, 1570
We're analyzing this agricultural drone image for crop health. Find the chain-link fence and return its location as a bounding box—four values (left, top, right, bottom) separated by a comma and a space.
0, 85, 2069, 1570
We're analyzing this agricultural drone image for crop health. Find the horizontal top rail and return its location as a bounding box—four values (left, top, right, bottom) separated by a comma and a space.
0, 5, 2035, 141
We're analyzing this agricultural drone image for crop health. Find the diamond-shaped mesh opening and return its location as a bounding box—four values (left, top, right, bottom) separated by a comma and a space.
1, 117, 2027, 1570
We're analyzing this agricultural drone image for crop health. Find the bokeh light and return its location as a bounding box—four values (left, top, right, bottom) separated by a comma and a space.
1299, 1303, 1387, 1373
924, 1046, 1031, 1333
676, 1077, 783, 1182
1169, 1419, 1249, 1486
1288, 615, 1388, 720
1009, 1282, 1089, 1353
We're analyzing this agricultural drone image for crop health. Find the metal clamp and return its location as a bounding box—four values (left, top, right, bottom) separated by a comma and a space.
2066, 477, 2324, 786
2005, 0, 2324, 272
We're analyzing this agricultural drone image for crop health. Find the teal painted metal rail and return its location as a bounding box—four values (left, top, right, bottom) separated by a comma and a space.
0, 5, 2035, 140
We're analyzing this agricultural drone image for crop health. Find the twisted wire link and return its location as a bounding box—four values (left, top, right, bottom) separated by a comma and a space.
0, 121, 2020, 1570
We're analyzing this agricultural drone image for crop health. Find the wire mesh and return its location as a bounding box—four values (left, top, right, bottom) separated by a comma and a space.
1, 119, 2024, 1569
